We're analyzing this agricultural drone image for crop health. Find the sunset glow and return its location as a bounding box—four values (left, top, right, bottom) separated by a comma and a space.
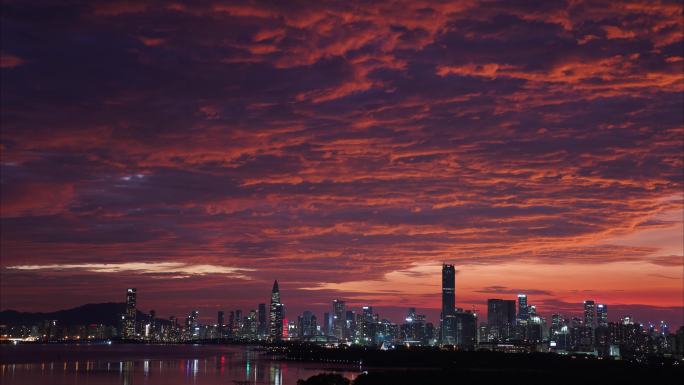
1, 0, 682, 327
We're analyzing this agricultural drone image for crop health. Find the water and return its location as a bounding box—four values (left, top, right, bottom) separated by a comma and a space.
0, 344, 360, 385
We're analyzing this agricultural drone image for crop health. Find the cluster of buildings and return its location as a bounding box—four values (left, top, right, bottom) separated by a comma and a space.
480, 295, 676, 360
2, 265, 683, 361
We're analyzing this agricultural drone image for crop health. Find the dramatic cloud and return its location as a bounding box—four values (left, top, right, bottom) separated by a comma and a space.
0, 0, 682, 326
4, 262, 254, 279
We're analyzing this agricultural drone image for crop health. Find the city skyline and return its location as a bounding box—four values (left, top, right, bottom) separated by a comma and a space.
23, 269, 675, 332
1, 268, 680, 361
3, 264, 681, 328
1, 0, 683, 330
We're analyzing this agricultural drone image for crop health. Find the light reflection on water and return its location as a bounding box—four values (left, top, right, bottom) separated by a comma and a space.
0, 345, 358, 385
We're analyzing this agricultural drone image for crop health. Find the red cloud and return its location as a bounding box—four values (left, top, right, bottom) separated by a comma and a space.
0, 52, 24, 68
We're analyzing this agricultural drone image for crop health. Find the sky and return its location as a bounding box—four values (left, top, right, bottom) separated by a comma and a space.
1, 0, 683, 328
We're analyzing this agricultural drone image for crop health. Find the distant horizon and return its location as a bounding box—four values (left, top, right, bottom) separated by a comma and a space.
3, 284, 682, 329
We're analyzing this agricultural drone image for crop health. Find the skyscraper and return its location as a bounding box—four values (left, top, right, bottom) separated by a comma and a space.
323, 312, 332, 336
550, 313, 564, 335
332, 299, 346, 340
217, 311, 225, 338
406, 307, 417, 322
234, 310, 243, 336
583, 300, 596, 328
487, 299, 516, 340
596, 304, 608, 327
123, 288, 137, 339
269, 280, 283, 340
454, 310, 478, 350
246, 309, 257, 338
363, 306, 373, 322
517, 294, 528, 321
441, 264, 456, 344
298, 311, 316, 338
187, 310, 199, 339
258, 303, 267, 338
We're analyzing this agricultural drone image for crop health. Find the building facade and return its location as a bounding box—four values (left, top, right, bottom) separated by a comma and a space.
123, 288, 137, 339
441, 264, 456, 344
269, 280, 283, 340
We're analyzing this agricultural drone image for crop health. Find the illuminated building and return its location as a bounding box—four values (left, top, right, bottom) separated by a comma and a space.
258, 303, 267, 338
234, 310, 242, 336
527, 314, 543, 342
363, 306, 373, 322
402, 308, 428, 345
123, 288, 137, 339
441, 264, 456, 345
596, 304, 608, 327
550, 314, 564, 336
454, 309, 477, 350
217, 311, 224, 337
269, 280, 283, 340
583, 300, 595, 328
186, 310, 199, 340
297, 311, 317, 338
332, 299, 345, 340
345, 310, 355, 339
227, 311, 235, 337
517, 294, 528, 321
356, 306, 374, 344
323, 312, 332, 336
487, 299, 516, 341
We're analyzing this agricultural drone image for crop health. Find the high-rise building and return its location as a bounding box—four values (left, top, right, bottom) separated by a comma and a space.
148, 309, 156, 339
550, 313, 564, 335
269, 280, 284, 340
246, 309, 257, 338
441, 264, 456, 344
345, 310, 355, 339
403, 308, 428, 345
517, 294, 528, 321
298, 311, 316, 338
584, 300, 596, 328
362, 306, 373, 322
228, 311, 235, 337
123, 288, 137, 339
217, 311, 225, 338
454, 310, 478, 350
258, 303, 267, 338
234, 310, 243, 336
323, 312, 332, 336
406, 307, 417, 322
596, 304, 608, 327
487, 299, 516, 340
332, 299, 346, 340
187, 310, 199, 339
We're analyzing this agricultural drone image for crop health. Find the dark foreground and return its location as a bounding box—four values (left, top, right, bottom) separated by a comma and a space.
1, 343, 681, 385
287, 345, 683, 385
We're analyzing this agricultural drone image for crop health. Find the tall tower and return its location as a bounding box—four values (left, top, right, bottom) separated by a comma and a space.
258, 303, 267, 338
441, 264, 455, 344
517, 294, 528, 321
583, 300, 596, 328
269, 280, 283, 340
123, 288, 137, 339
217, 311, 225, 337
596, 304, 608, 327
332, 299, 346, 340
